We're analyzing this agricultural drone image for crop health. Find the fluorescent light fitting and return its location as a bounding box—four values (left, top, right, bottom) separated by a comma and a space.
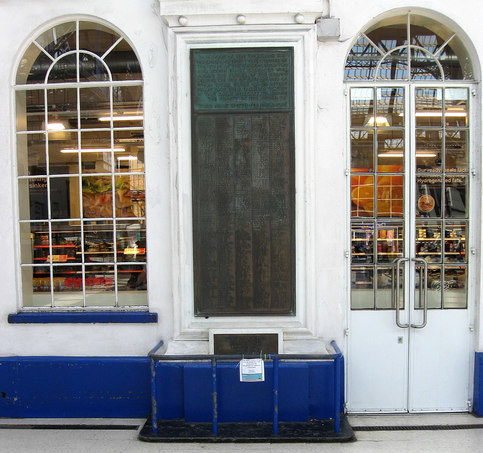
415, 111, 467, 117
378, 151, 437, 158
117, 155, 137, 161
47, 122, 66, 131
60, 147, 126, 154
98, 115, 143, 122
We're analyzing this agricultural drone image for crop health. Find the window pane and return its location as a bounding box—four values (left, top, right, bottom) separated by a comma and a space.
80, 130, 113, 173
48, 131, 79, 175
82, 176, 113, 218
416, 221, 442, 263
48, 54, 77, 83
36, 22, 76, 59
351, 223, 374, 264
17, 133, 46, 176
51, 221, 81, 264
20, 222, 49, 265
16, 43, 51, 85
351, 267, 374, 309
350, 88, 374, 126
112, 85, 143, 128
415, 129, 442, 172
344, 35, 381, 80
79, 22, 120, 56
443, 266, 467, 308
115, 175, 145, 217
445, 130, 468, 173
84, 221, 114, 264
80, 86, 110, 129
376, 265, 403, 309
410, 22, 446, 54
117, 264, 147, 306
114, 130, 144, 172
377, 130, 404, 170
416, 175, 442, 218
351, 130, 374, 171
104, 39, 142, 81
85, 265, 115, 307
439, 37, 472, 80
23, 266, 51, 307
47, 88, 77, 130
445, 88, 468, 127
116, 220, 146, 263
427, 266, 442, 308
50, 176, 79, 219
445, 175, 467, 218
377, 87, 404, 127
16, 90, 45, 132
376, 222, 403, 263
377, 48, 408, 80
445, 222, 467, 263
19, 178, 48, 221
53, 265, 84, 307
415, 88, 443, 127
351, 174, 374, 217
366, 17, 408, 51
79, 53, 109, 82
376, 174, 403, 217
411, 48, 442, 80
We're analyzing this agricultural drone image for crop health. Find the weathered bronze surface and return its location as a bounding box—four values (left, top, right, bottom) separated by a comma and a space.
213, 333, 279, 355
192, 48, 295, 316
191, 48, 293, 112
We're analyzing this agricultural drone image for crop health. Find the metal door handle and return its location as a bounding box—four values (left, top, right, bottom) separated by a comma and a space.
411, 258, 428, 328
393, 257, 409, 328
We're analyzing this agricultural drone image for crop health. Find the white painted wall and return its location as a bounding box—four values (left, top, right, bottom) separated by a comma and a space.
0, 0, 480, 356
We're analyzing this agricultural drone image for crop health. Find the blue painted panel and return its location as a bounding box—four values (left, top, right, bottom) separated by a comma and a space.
8, 311, 158, 323
278, 362, 309, 422
0, 357, 151, 418
184, 363, 212, 422
308, 361, 336, 419
474, 352, 483, 416
155, 362, 184, 420
217, 362, 274, 422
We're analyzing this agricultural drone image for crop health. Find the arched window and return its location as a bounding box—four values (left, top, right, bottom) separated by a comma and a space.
346, 13, 474, 311
15, 20, 146, 309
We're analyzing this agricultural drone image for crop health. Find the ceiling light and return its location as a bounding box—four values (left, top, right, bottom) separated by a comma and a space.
99, 115, 143, 122
365, 116, 390, 127
60, 147, 126, 153
47, 122, 66, 131
415, 111, 467, 117
117, 155, 137, 161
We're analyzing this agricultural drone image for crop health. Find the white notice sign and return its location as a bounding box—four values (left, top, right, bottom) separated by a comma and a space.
239, 358, 265, 382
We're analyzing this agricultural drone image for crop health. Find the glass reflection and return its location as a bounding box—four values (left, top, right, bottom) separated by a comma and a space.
20, 221, 49, 265
16, 90, 45, 132
23, 265, 52, 307
377, 48, 408, 80
443, 266, 467, 308
82, 176, 113, 218
53, 265, 83, 307
445, 130, 468, 173
79, 53, 109, 82
411, 48, 442, 80
377, 87, 404, 126
344, 35, 381, 80
425, 266, 442, 308
48, 54, 77, 83
48, 131, 78, 175
415, 129, 442, 172
445, 88, 468, 127
416, 221, 441, 263
377, 130, 404, 170
416, 175, 441, 218
351, 223, 374, 264
36, 22, 76, 59
351, 175, 374, 217
445, 175, 467, 218
80, 130, 113, 173
350, 88, 374, 126
415, 88, 443, 127
366, 18, 408, 51
376, 266, 403, 309
376, 174, 403, 217
104, 39, 142, 81
17, 133, 46, 176
351, 267, 374, 309
80, 86, 110, 129
116, 220, 146, 263
47, 88, 77, 129
115, 175, 145, 217
445, 222, 466, 263
376, 223, 403, 263
79, 22, 120, 56
84, 265, 115, 307
351, 130, 373, 171
117, 264, 147, 307
83, 221, 114, 264
112, 86, 143, 128
114, 130, 145, 173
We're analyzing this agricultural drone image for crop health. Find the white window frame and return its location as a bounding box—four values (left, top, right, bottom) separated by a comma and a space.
168, 25, 317, 341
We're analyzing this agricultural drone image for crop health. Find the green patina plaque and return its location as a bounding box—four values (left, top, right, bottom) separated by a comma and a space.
191, 48, 293, 112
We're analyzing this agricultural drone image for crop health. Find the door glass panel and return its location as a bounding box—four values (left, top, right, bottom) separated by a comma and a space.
444, 222, 466, 263
415, 88, 442, 127
377, 87, 404, 126
445, 88, 468, 127
415, 129, 442, 172
377, 222, 403, 263
351, 267, 374, 309
416, 175, 442, 218
376, 265, 403, 309
377, 130, 404, 170
427, 266, 442, 308
445, 130, 468, 173
443, 266, 467, 308
351, 174, 374, 217
445, 175, 467, 218
376, 174, 403, 217
351, 223, 374, 264
351, 130, 374, 171
350, 88, 374, 126
415, 221, 441, 263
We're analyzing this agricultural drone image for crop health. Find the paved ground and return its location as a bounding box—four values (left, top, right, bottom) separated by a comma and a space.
0, 414, 482, 453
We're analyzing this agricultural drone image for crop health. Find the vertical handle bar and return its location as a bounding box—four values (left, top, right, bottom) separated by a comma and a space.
411, 258, 428, 328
